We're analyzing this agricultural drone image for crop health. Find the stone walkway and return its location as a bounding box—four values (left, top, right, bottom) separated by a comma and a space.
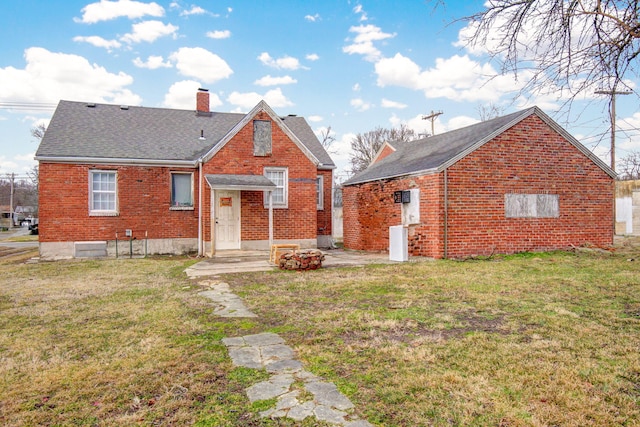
198, 279, 372, 426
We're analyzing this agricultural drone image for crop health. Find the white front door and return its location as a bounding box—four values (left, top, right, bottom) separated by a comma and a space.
215, 190, 240, 250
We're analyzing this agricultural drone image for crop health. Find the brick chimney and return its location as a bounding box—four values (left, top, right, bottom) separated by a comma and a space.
196, 88, 209, 113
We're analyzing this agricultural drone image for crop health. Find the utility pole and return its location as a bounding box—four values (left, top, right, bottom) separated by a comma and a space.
422, 110, 443, 136
595, 89, 632, 172
9, 173, 14, 227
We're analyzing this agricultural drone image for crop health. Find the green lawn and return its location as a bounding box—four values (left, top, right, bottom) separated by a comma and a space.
1, 245, 639, 426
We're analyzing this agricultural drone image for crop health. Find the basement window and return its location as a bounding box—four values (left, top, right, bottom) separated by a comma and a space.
89, 170, 118, 216
170, 172, 194, 210
505, 194, 559, 218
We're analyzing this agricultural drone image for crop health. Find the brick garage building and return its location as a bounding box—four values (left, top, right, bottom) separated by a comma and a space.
342, 107, 615, 259
35, 90, 334, 258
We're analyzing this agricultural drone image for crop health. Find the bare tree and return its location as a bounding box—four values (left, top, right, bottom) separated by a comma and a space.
477, 103, 505, 121
31, 123, 47, 141
349, 124, 416, 174
618, 151, 640, 179
454, 0, 640, 97
319, 126, 337, 154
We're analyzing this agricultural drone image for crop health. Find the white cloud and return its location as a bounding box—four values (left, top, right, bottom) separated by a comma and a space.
206, 30, 231, 39
0, 47, 141, 105
258, 52, 304, 70
332, 132, 356, 179
227, 88, 294, 111
180, 6, 206, 16
305, 13, 320, 22
307, 115, 323, 122
73, 35, 122, 51
353, 4, 368, 21
133, 55, 172, 69
75, 0, 164, 24
390, 113, 480, 138
0, 152, 37, 175
120, 20, 178, 44
375, 53, 525, 102
169, 47, 233, 83
162, 80, 222, 109
350, 98, 372, 112
306, 53, 319, 61
343, 24, 395, 62
254, 75, 297, 86
381, 98, 407, 109
352, 83, 361, 92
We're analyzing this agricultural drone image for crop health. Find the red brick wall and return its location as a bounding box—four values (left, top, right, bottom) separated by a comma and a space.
201, 111, 319, 241
373, 144, 395, 163
38, 163, 198, 242
39, 110, 326, 245
343, 115, 614, 258
445, 115, 613, 258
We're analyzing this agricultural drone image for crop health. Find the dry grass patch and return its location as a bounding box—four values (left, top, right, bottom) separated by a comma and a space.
0, 254, 298, 426
228, 248, 640, 426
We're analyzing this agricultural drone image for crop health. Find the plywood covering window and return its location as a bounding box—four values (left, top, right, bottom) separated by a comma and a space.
89, 170, 118, 216
505, 194, 559, 218
253, 120, 272, 156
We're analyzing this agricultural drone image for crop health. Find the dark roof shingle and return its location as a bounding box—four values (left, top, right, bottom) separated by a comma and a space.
343, 106, 615, 185
36, 100, 335, 168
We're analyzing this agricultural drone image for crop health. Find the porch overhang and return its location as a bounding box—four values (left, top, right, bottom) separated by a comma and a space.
204, 174, 276, 257
205, 174, 276, 191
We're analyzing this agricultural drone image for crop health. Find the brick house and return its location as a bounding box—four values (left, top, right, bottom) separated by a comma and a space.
342, 107, 615, 259
35, 90, 334, 258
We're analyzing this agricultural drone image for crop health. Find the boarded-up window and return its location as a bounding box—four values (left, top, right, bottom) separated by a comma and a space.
505, 194, 559, 218
253, 120, 272, 156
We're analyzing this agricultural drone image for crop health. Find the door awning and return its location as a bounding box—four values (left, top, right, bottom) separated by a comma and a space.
205, 174, 277, 191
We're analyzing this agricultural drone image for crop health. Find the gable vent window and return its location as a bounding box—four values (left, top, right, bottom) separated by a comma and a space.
253, 120, 272, 156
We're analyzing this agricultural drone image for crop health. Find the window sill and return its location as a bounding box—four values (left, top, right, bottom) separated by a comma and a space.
89, 211, 119, 217
170, 206, 194, 211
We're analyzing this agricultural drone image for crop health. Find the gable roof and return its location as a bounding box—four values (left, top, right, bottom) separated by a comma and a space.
343, 106, 615, 186
35, 100, 335, 169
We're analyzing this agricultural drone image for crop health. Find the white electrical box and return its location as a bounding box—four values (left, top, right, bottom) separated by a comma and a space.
401, 188, 420, 225
389, 225, 408, 262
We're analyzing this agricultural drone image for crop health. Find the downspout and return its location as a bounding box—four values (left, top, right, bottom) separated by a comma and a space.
443, 167, 448, 260
197, 160, 203, 257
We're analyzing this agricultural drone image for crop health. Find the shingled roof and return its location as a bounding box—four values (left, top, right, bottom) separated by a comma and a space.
343, 106, 615, 186
35, 100, 335, 169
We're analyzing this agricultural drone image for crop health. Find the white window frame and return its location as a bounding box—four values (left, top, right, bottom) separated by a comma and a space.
316, 175, 324, 210
89, 170, 118, 216
264, 167, 288, 208
170, 172, 194, 210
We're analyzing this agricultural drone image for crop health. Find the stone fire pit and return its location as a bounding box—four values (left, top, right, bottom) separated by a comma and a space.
278, 249, 325, 270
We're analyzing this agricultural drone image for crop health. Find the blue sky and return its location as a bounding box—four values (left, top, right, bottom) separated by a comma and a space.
1, 0, 638, 181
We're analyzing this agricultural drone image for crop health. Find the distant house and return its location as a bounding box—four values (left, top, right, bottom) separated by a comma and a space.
342, 107, 615, 259
616, 180, 640, 235
35, 90, 335, 258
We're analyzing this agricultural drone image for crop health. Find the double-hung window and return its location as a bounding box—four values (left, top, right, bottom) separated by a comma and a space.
264, 167, 288, 208
171, 172, 194, 209
89, 170, 118, 216
316, 175, 324, 210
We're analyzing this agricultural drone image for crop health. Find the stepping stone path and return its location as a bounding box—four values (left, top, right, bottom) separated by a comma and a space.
199, 280, 372, 426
